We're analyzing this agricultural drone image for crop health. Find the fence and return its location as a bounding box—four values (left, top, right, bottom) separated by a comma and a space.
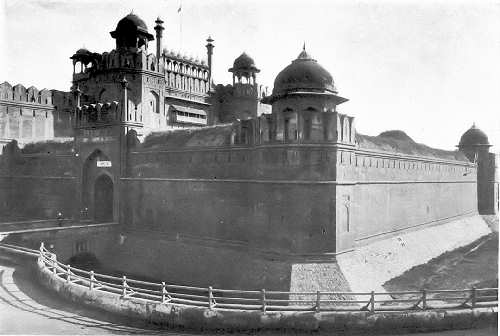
29, 242, 497, 313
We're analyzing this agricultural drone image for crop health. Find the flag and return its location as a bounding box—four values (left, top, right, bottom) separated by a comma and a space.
177, 4, 182, 13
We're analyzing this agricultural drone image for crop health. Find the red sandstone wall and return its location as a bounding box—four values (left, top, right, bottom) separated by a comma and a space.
124, 137, 477, 256
336, 148, 477, 249
0, 142, 77, 221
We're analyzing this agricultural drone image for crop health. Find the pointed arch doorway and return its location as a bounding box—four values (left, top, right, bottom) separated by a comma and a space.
82, 149, 115, 223
94, 174, 114, 222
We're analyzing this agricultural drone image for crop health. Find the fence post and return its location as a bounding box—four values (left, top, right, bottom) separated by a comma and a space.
208, 286, 214, 309
89, 271, 95, 290
470, 286, 476, 308
315, 291, 321, 312
51, 254, 57, 274
422, 289, 427, 310
370, 291, 375, 313
66, 264, 71, 282
161, 282, 166, 303
122, 276, 127, 297
261, 289, 266, 313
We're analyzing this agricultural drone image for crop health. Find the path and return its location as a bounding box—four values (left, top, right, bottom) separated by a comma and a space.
0, 254, 496, 335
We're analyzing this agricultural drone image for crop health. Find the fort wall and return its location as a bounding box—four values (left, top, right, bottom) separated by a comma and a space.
0, 141, 77, 220
0, 82, 73, 148
119, 123, 477, 258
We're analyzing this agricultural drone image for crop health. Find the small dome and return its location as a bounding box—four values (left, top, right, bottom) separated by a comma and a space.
272, 47, 336, 96
115, 13, 149, 34
459, 124, 490, 147
230, 52, 259, 72
110, 13, 154, 46
70, 48, 93, 61
75, 48, 91, 55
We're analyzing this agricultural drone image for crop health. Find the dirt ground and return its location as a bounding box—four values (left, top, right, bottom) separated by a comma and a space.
384, 231, 498, 293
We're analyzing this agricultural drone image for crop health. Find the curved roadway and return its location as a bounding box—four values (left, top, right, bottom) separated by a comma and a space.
0, 254, 496, 336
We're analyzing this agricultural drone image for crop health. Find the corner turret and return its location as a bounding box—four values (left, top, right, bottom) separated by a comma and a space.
458, 123, 498, 214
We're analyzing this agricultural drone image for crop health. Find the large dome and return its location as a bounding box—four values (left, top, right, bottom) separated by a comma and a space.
459, 124, 490, 147
272, 48, 337, 96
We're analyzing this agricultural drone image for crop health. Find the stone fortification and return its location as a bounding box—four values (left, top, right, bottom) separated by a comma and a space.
0, 13, 497, 295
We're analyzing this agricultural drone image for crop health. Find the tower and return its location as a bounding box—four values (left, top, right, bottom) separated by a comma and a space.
154, 17, 164, 64
458, 123, 498, 214
210, 52, 264, 123
205, 36, 214, 87
261, 46, 351, 144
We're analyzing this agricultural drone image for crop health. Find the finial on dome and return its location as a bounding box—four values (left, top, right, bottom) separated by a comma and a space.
472, 122, 476, 128
130, 9, 134, 15
297, 44, 313, 60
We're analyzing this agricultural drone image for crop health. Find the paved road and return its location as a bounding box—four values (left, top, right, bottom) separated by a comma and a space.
0, 254, 497, 335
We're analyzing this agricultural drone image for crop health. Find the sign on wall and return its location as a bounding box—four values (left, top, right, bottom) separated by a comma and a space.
97, 161, 112, 167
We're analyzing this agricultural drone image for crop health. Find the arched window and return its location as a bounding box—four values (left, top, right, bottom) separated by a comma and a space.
149, 91, 160, 114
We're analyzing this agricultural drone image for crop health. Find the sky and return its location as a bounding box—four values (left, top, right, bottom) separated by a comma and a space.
1, 0, 499, 152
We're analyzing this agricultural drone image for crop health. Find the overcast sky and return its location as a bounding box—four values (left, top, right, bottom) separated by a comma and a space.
1, 0, 499, 151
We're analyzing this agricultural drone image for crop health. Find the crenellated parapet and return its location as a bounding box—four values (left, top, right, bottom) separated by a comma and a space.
75, 101, 121, 127
0, 81, 53, 105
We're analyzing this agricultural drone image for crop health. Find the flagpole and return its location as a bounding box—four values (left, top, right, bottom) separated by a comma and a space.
178, 0, 183, 51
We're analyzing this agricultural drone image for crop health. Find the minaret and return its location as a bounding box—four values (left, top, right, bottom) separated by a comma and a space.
205, 36, 214, 88
154, 17, 165, 65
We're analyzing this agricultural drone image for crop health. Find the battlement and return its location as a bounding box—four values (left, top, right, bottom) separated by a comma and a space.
75, 101, 121, 127
0, 82, 53, 105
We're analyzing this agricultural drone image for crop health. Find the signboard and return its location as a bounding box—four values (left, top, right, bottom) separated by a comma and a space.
97, 161, 112, 167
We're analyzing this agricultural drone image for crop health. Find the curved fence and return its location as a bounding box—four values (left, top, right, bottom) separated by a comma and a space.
16, 242, 494, 313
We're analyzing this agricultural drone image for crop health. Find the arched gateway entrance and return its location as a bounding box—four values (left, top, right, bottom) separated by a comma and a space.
94, 174, 113, 222
82, 149, 114, 223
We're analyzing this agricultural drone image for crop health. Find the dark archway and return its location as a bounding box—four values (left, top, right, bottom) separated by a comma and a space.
94, 174, 113, 222
67, 252, 101, 271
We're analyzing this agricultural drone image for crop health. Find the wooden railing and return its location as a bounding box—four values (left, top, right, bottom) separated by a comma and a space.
25, 242, 500, 312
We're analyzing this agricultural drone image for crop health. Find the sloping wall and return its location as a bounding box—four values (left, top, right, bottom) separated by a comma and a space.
337, 214, 491, 294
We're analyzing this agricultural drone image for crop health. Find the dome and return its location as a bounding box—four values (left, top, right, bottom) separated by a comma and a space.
115, 13, 149, 34
110, 13, 154, 44
75, 48, 91, 55
229, 52, 259, 73
272, 47, 337, 96
70, 48, 93, 61
459, 124, 490, 147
